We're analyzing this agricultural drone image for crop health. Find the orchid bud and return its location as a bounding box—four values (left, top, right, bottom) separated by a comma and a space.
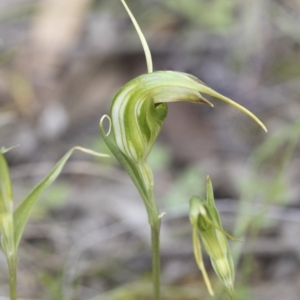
189, 177, 235, 297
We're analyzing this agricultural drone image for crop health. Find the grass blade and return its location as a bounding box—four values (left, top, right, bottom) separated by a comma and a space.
0, 152, 15, 254
13, 147, 108, 247
0, 153, 17, 300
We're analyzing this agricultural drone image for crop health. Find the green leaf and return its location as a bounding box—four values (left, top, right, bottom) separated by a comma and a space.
0, 152, 15, 256
0, 153, 13, 206
13, 147, 108, 248
0, 145, 18, 154
0, 147, 7, 154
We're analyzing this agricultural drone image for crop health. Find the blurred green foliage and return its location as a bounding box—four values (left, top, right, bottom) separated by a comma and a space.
162, 0, 236, 30
231, 120, 300, 299
31, 183, 70, 219
164, 166, 204, 209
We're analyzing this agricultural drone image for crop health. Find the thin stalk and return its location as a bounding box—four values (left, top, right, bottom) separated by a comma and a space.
7, 254, 17, 300
140, 162, 162, 299
120, 0, 153, 73
151, 220, 161, 300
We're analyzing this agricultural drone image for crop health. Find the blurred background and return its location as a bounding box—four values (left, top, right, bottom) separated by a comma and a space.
0, 0, 300, 299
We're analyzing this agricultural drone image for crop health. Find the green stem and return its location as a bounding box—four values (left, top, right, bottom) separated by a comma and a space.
151, 220, 161, 300
7, 254, 17, 300
120, 0, 153, 73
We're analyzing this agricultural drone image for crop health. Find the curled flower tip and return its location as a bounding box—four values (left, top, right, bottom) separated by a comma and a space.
183, 74, 268, 132
217, 95, 268, 132
198, 85, 268, 132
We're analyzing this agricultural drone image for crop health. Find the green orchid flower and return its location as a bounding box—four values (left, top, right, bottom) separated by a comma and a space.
112, 1, 266, 168
101, 69, 266, 225
101, 1, 266, 220
100, 2, 267, 299
110, 70, 266, 165
98, 45, 262, 300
